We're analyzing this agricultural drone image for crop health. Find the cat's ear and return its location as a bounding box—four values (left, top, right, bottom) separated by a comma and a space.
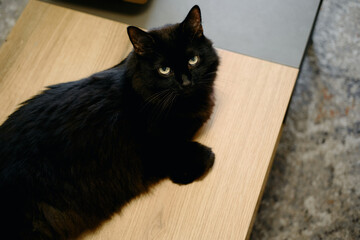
182, 5, 203, 39
127, 26, 155, 55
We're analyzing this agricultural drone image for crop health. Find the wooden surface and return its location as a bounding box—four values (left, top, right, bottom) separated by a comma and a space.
0, 1, 299, 239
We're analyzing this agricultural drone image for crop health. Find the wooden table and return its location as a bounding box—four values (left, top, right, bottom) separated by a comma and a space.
0, 1, 299, 239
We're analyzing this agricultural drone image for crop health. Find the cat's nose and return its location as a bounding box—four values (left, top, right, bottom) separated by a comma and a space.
182, 74, 191, 87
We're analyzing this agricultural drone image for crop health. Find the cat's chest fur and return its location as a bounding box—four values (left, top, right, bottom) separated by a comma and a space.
142, 95, 214, 140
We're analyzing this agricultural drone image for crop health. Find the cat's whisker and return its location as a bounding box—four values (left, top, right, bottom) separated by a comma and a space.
200, 75, 216, 81
161, 91, 175, 118
202, 72, 217, 78
140, 89, 170, 112
165, 92, 178, 119
144, 89, 169, 104
148, 90, 171, 122
197, 80, 213, 84
151, 90, 178, 122
196, 81, 214, 86
204, 71, 217, 75
157, 90, 174, 119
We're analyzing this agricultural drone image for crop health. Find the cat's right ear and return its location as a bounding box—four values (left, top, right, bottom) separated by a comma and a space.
182, 5, 203, 39
127, 26, 155, 56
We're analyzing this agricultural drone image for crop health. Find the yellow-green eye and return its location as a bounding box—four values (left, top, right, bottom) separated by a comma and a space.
158, 67, 171, 76
188, 56, 199, 66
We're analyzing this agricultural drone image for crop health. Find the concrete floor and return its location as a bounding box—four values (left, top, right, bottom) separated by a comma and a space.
1, 0, 359, 239
252, 1, 360, 239
0, 0, 28, 45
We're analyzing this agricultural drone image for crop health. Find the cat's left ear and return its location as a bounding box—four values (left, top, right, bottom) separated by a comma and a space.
127, 26, 155, 56
182, 5, 203, 39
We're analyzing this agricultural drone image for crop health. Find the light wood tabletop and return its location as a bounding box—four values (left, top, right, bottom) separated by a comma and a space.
0, 1, 298, 239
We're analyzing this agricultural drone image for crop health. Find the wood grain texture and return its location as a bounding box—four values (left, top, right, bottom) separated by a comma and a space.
0, 1, 299, 239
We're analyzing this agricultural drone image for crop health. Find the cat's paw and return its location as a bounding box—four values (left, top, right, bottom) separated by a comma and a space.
169, 142, 215, 185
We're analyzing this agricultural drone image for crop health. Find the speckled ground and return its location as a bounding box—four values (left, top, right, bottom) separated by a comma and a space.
0, 0, 28, 45
1, 0, 359, 239
251, 0, 360, 239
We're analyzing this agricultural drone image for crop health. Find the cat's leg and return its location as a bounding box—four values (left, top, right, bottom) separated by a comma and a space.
167, 141, 215, 185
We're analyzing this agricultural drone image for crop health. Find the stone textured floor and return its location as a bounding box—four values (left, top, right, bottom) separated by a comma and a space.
0, 0, 28, 45
1, 0, 359, 239
251, 0, 360, 239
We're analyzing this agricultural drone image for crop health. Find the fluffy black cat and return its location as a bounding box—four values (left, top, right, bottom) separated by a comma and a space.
0, 5, 219, 240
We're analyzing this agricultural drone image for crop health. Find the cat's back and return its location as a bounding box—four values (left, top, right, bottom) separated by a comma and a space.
0, 66, 130, 169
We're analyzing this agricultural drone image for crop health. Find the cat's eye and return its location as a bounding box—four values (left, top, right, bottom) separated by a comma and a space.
188, 56, 199, 66
158, 67, 171, 76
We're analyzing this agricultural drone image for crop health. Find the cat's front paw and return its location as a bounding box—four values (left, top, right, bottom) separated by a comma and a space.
169, 142, 215, 185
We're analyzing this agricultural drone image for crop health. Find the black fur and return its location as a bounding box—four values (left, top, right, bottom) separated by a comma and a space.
0, 6, 219, 240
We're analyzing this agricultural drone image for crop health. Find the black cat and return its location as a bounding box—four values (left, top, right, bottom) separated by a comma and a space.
0, 5, 219, 240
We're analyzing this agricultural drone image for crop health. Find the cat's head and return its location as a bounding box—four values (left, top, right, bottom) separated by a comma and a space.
127, 5, 219, 103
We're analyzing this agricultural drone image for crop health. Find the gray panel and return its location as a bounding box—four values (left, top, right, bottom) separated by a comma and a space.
42, 0, 321, 68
